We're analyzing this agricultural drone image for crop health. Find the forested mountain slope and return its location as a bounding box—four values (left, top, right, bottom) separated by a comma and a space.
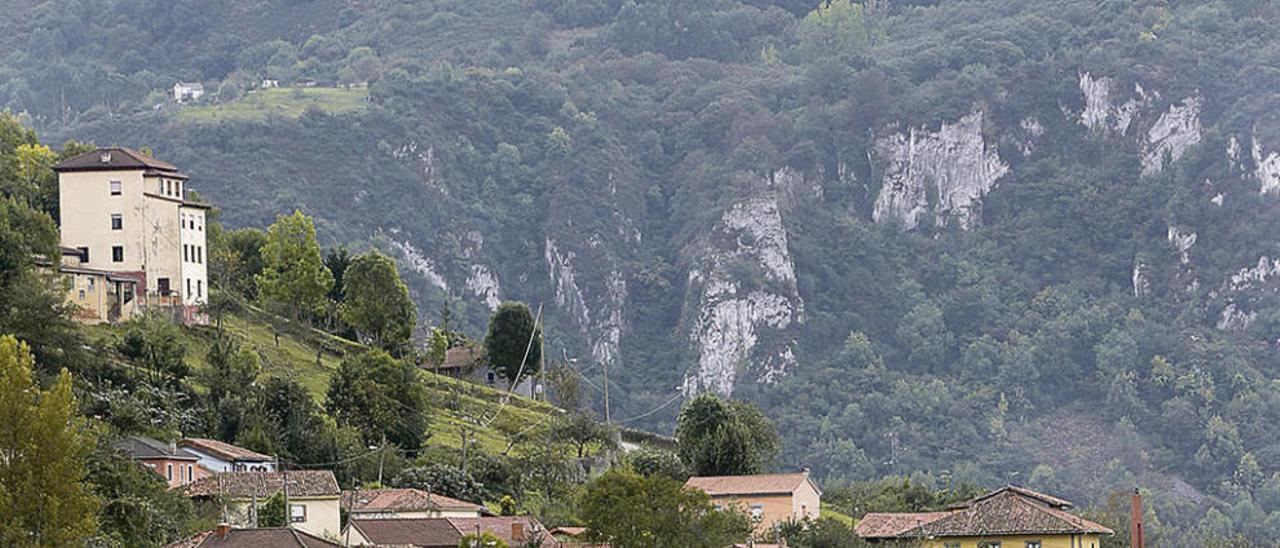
8, 0, 1280, 543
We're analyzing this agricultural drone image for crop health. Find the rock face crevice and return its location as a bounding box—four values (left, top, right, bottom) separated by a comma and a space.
1142, 96, 1203, 176
1214, 256, 1280, 331
872, 111, 1009, 230
683, 195, 803, 397
545, 237, 627, 372
1076, 72, 1203, 176
1250, 127, 1280, 195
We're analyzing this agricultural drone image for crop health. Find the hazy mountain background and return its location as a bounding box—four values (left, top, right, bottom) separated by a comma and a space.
6, 0, 1280, 540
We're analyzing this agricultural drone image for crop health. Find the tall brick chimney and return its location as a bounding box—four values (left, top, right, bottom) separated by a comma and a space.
215, 522, 231, 539
1130, 488, 1144, 548
511, 521, 525, 542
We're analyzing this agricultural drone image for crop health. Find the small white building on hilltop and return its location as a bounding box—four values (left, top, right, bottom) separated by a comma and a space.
53, 148, 210, 325
173, 81, 205, 102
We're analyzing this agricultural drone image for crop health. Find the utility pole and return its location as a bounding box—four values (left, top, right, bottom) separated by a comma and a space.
279, 455, 290, 528
376, 434, 387, 487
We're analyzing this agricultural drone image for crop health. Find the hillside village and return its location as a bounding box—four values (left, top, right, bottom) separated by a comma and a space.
5, 0, 1280, 546
0, 138, 1150, 547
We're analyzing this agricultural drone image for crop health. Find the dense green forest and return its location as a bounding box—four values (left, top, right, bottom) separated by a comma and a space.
4, 0, 1280, 545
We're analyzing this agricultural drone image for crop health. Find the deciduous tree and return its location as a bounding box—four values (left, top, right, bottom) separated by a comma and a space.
580, 469, 751, 548
256, 210, 333, 321
674, 393, 779, 476
484, 301, 541, 386
342, 250, 416, 355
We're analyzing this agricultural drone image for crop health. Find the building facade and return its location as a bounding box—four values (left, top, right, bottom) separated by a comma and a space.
183, 471, 342, 540
855, 486, 1113, 548
112, 435, 212, 489
54, 148, 209, 325
178, 438, 277, 473
684, 472, 822, 535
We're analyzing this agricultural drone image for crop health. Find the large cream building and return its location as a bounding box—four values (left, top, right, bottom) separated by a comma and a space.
54, 148, 209, 324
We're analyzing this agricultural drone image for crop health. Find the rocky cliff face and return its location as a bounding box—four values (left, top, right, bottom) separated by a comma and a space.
546, 237, 627, 372
682, 193, 803, 396
872, 111, 1009, 230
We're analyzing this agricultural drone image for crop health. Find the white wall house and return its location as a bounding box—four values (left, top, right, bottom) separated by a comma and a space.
173, 81, 205, 102
54, 147, 210, 325
178, 438, 276, 473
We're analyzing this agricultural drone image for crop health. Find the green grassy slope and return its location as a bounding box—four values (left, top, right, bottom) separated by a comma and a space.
178, 88, 370, 123
89, 307, 559, 455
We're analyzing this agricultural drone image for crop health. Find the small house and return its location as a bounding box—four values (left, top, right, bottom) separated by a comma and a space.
173, 82, 205, 102
183, 470, 342, 539
854, 485, 1114, 548
178, 437, 276, 472
684, 471, 821, 535
342, 488, 487, 520
112, 435, 210, 488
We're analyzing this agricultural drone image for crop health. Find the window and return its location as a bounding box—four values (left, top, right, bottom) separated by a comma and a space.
198, 246, 203, 263
1025, 542, 1042, 548
166, 464, 173, 481
183, 245, 189, 262
78, 290, 85, 300
197, 280, 203, 298
290, 504, 307, 523
187, 278, 191, 297
187, 465, 193, 483
110, 180, 122, 195
110, 214, 122, 230
112, 246, 124, 262
977, 543, 1001, 548
87, 278, 94, 292
944, 543, 961, 548
158, 278, 170, 295
76, 247, 88, 262
748, 503, 764, 522
165, 180, 172, 196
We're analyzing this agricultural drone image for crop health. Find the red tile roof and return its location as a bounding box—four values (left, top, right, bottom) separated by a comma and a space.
425, 345, 483, 371
182, 471, 340, 498
178, 438, 273, 462
684, 472, 820, 497
342, 488, 485, 513
166, 527, 339, 548
854, 486, 1114, 540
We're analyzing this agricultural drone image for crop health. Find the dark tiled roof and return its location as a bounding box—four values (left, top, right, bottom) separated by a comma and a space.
426, 345, 483, 371
684, 472, 819, 497
348, 517, 559, 548
179, 438, 273, 462
183, 471, 339, 499
112, 436, 198, 461
854, 486, 1114, 540
54, 147, 184, 176
348, 518, 461, 548
342, 488, 485, 513
167, 527, 339, 548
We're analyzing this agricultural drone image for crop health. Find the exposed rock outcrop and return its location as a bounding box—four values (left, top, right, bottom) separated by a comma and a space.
872, 111, 1009, 230
545, 238, 627, 371
1215, 256, 1280, 331
1079, 72, 1153, 136
1142, 97, 1203, 176
1167, 225, 1197, 265
1251, 129, 1280, 195
684, 196, 803, 396
386, 232, 449, 292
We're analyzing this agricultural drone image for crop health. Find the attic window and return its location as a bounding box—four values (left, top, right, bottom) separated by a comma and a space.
100, 152, 112, 164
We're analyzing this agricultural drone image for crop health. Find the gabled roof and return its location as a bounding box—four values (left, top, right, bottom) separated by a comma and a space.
342, 488, 485, 513
854, 486, 1113, 540
178, 438, 273, 462
347, 517, 559, 548
426, 345, 483, 371
54, 147, 186, 178
684, 472, 821, 497
167, 527, 339, 548
182, 471, 340, 499
112, 435, 198, 461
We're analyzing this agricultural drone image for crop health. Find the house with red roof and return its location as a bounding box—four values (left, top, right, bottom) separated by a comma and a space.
178, 437, 276, 473
343, 516, 559, 547
342, 488, 487, 520
183, 470, 341, 540
854, 485, 1114, 548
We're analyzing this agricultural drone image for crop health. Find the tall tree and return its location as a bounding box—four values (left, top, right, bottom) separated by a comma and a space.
580, 469, 751, 548
484, 301, 542, 386
256, 210, 333, 321
0, 196, 85, 373
0, 336, 99, 545
325, 350, 429, 451
674, 393, 780, 476
324, 246, 352, 303
341, 250, 416, 355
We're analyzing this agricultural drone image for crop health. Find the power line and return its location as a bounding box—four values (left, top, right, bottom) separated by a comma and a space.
616, 392, 683, 424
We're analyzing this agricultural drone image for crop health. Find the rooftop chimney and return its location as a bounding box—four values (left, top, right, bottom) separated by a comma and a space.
1130, 488, 1144, 548
511, 521, 525, 542
99, 151, 112, 164
215, 522, 231, 539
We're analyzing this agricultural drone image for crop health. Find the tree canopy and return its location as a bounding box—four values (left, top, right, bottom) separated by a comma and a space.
341, 250, 416, 355
484, 301, 542, 386
674, 393, 780, 477
256, 210, 333, 320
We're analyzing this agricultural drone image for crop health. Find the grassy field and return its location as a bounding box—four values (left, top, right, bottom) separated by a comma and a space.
90, 307, 560, 455
178, 87, 369, 123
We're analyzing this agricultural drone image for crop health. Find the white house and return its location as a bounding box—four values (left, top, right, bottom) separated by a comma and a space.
173, 81, 205, 102
183, 471, 342, 539
178, 438, 276, 473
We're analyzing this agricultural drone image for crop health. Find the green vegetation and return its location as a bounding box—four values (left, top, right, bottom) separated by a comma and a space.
177, 88, 368, 123
675, 393, 780, 477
